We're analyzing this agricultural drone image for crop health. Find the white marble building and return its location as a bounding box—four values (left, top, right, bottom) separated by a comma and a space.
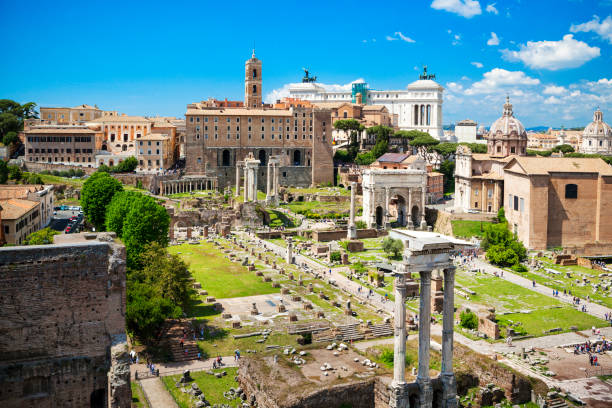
580, 108, 612, 155
288, 73, 444, 139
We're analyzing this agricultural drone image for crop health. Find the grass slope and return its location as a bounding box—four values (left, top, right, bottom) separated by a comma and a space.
162, 368, 238, 408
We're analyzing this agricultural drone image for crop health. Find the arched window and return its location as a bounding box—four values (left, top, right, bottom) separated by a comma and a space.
258, 149, 267, 166
222, 149, 231, 166
565, 184, 578, 199
293, 150, 301, 166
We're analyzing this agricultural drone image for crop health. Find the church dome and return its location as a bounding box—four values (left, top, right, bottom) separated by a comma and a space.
583, 109, 612, 138
489, 97, 526, 139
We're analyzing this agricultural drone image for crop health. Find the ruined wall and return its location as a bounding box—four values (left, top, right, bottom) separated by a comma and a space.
312, 229, 378, 242
24, 161, 98, 175
0, 237, 130, 408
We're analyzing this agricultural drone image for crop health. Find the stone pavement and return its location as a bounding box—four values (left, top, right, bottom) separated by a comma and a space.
472, 257, 612, 321
139, 377, 179, 408
131, 356, 237, 379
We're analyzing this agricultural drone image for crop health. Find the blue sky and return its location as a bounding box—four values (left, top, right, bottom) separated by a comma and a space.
1, 0, 611, 127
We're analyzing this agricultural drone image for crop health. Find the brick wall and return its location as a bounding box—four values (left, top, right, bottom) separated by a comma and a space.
0, 238, 129, 408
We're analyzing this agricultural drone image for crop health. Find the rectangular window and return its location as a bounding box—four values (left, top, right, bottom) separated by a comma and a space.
196, 117, 200, 122
513, 195, 519, 211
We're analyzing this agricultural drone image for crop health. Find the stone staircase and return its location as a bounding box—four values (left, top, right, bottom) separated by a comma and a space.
336, 324, 364, 342
163, 320, 199, 363
546, 397, 569, 408
370, 323, 393, 338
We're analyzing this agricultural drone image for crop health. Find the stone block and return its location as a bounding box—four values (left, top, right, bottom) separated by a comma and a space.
232, 321, 241, 329
288, 313, 298, 322
206, 296, 216, 303
346, 240, 365, 252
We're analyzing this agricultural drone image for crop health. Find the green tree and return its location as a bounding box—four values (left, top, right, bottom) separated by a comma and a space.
122, 194, 170, 268
334, 149, 351, 163
139, 242, 192, 307
394, 130, 419, 140
330, 251, 342, 262
459, 310, 478, 330
409, 132, 439, 161
382, 237, 404, 259
8, 165, 22, 181
22, 172, 43, 184
459, 142, 487, 153
105, 191, 143, 237
552, 144, 575, 154
24, 227, 60, 245
334, 119, 364, 161
97, 164, 111, 173
126, 280, 181, 342
2, 131, 19, 147
486, 244, 519, 266
371, 139, 388, 158
0, 160, 8, 184
439, 160, 455, 193
497, 207, 506, 224
366, 125, 393, 144
355, 151, 376, 165
81, 172, 123, 231
432, 142, 458, 162
112, 156, 138, 173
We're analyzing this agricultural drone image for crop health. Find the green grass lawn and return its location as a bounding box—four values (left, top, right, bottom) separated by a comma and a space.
451, 220, 492, 238
39, 173, 85, 188
162, 368, 239, 408
265, 209, 297, 228
456, 269, 607, 337
520, 258, 612, 309
281, 200, 350, 217
287, 186, 350, 196
131, 381, 149, 408
168, 242, 279, 299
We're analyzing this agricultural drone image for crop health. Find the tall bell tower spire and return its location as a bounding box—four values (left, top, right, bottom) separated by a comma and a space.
245, 50, 262, 108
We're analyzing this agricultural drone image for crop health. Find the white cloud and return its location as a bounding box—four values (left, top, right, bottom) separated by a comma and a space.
486, 3, 498, 14
501, 34, 600, 70
487, 32, 500, 46
464, 68, 540, 95
452, 33, 461, 45
386, 32, 416, 43
597, 78, 612, 85
543, 85, 567, 95
471, 61, 484, 68
570, 15, 612, 43
544, 96, 562, 104
430, 0, 482, 18
265, 79, 364, 103
446, 82, 464, 92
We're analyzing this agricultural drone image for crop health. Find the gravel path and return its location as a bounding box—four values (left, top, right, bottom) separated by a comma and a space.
139, 377, 179, 408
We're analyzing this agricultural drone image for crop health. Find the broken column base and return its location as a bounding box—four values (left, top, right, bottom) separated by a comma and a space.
417, 377, 433, 408
440, 374, 458, 408
388, 382, 409, 408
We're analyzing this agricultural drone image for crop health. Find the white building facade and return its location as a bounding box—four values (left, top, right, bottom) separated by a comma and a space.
580, 108, 612, 155
288, 74, 444, 139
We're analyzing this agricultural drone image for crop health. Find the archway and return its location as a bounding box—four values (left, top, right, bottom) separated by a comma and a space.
393, 195, 407, 227
222, 149, 231, 166
293, 150, 301, 166
411, 205, 420, 227
375, 206, 384, 228
101, 143, 107, 151
109, 160, 114, 166
258, 149, 267, 166
122, 144, 127, 151
90, 388, 105, 408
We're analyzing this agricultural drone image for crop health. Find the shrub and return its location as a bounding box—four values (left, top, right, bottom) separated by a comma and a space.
460, 310, 478, 330
511, 263, 528, 273
330, 251, 341, 262
382, 237, 404, 259
355, 220, 367, 229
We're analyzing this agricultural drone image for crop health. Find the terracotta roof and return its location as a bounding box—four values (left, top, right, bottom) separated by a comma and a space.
0, 185, 45, 200
505, 157, 612, 176
0, 198, 39, 220
376, 153, 410, 163
362, 105, 387, 111
25, 127, 96, 134
472, 153, 514, 162
311, 102, 347, 109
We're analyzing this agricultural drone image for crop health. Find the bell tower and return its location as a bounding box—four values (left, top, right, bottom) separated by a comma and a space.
245, 50, 262, 108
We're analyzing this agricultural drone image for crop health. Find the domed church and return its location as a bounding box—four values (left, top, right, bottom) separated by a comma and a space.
580, 108, 612, 155
487, 96, 528, 157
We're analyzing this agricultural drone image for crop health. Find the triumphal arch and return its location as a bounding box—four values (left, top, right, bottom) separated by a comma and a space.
362, 168, 428, 230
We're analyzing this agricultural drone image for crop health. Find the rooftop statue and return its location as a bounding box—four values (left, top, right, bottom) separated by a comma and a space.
302, 68, 317, 83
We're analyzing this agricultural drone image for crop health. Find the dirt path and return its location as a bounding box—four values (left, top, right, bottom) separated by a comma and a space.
139, 377, 179, 408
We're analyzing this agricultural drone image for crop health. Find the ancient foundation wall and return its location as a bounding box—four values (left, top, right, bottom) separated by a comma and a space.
25, 161, 98, 175
312, 228, 378, 242
0, 238, 130, 408
217, 166, 313, 190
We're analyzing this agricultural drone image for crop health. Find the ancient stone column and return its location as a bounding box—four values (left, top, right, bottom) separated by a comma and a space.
407, 189, 414, 229
385, 187, 391, 228
286, 238, 293, 265
441, 266, 458, 408
252, 167, 258, 202
266, 162, 272, 201
347, 182, 357, 240
235, 163, 241, 197
393, 273, 407, 385
420, 185, 427, 229
274, 162, 279, 196
417, 269, 433, 408
243, 165, 249, 202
